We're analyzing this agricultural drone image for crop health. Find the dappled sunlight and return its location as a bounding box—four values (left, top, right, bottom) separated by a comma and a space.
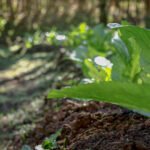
0, 44, 78, 106
0, 98, 42, 127
0, 58, 44, 79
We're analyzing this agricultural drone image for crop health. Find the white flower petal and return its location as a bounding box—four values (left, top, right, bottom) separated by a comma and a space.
94, 56, 113, 68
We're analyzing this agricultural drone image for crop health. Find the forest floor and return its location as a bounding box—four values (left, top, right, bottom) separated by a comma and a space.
0, 45, 150, 150
0, 45, 79, 149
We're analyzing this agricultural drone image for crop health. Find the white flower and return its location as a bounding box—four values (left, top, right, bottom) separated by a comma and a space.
35, 145, 44, 150
82, 78, 94, 83
107, 23, 122, 29
56, 34, 66, 41
94, 56, 113, 68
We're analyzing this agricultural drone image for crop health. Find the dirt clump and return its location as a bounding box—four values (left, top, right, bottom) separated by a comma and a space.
10, 99, 150, 150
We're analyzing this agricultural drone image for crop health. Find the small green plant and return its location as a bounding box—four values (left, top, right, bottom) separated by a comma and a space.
0, 17, 6, 36
48, 24, 150, 116
42, 129, 61, 150
21, 145, 32, 150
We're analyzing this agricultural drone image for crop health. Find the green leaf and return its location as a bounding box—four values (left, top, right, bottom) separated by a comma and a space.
42, 129, 61, 150
118, 25, 150, 66
21, 145, 32, 150
111, 25, 150, 82
112, 37, 141, 81
82, 58, 106, 82
48, 82, 150, 115
118, 25, 150, 81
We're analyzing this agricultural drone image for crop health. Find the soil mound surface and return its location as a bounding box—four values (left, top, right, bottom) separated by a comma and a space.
10, 99, 150, 150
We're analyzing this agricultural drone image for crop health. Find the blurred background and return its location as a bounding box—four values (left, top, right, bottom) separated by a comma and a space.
0, 0, 150, 44
0, 0, 150, 149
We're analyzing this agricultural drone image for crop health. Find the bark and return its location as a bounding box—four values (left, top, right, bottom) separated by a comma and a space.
144, 0, 150, 28
99, 0, 109, 24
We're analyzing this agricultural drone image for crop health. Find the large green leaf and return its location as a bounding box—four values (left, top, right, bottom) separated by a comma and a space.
119, 26, 150, 83
110, 25, 150, 83
112, 36, 141, 82
48, 82, 150, 115
118, 25, 150, 66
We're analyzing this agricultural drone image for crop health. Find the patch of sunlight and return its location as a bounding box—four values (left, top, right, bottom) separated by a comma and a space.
10, 45, 21, 52
0, 59, 44, 79
0, 82, 22, 96
24, 61, 54, 81
15, 124, 35, 137
0, 87, 7, 93
0, 98, 43, 128
147, 73, 150, 78
33, 52, 51, 58
0, 50, 6, 57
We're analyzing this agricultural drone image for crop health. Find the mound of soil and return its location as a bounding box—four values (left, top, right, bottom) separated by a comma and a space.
9, 99, 150, 150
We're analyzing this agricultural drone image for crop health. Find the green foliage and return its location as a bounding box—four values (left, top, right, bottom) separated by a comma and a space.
48, 82, 150, 114
66, 23, 91, 48
42, 129, 61, 150
82, 58, 112, 82
69, 23, 113, 59
118, 25, 150, 83
68, 23, 114, 82
0, 17, 6, 36
111, 32, 141, 82
111, 24, 150, 83
48, 24, 150, 116
22, 28, 66, 49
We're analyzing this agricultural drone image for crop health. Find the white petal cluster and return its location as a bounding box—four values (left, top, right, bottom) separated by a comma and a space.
56, 34, 66, 41
94, 56, 113, 68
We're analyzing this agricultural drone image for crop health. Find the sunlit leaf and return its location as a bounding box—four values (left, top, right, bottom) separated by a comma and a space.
48, 82, 150, 116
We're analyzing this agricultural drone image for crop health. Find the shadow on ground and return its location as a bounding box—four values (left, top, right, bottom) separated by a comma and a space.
0, 44, 80, 149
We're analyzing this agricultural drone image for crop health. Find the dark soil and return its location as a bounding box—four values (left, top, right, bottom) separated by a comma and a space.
9, 99, 150, 150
